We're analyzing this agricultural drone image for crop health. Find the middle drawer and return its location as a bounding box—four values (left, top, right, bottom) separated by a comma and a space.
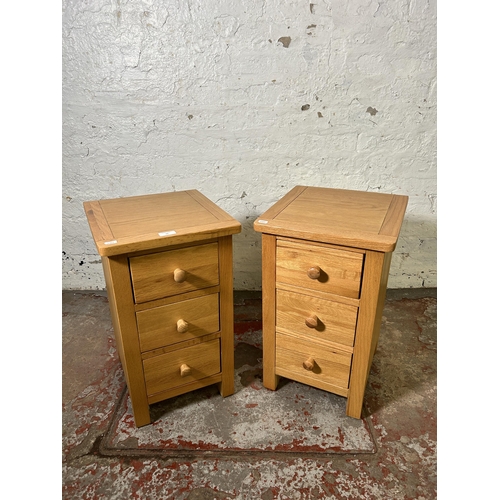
136, 293, 220, 352
276, 289, 358, 348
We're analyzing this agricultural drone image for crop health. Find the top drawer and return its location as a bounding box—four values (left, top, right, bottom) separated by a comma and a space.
276, 239, 363, 299
129, 243, 219, 303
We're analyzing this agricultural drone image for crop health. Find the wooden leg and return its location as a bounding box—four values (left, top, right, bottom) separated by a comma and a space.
261, 234, 280, 390
346, 251, 391, 419
217, 236, 235, 397
102, 256, 151, 427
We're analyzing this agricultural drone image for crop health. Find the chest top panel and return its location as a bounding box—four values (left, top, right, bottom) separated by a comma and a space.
254, 186, 408, 252
84, 190, 241, 256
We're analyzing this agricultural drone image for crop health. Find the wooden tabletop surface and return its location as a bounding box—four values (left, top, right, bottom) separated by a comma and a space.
254, 186, 408, 252
84, 190, 241, 256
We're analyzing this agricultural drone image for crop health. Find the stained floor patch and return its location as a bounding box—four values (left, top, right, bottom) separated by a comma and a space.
62, 289, 437, 499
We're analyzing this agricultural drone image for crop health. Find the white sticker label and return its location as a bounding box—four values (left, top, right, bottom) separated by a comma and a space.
257, 220, 269, 224
158, 230, 177, 236
104, 240, 118, 245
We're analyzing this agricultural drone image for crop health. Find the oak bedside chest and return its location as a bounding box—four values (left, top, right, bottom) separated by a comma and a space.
254, 186, 408, 419
84, 190, 241, 427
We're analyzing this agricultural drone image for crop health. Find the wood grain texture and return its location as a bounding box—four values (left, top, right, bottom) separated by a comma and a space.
102, 255, 151, 427
262, 234, 279, 390
276, 332, 351, 395
217, 235, 235, 397
367, 252, 392, 375
84, 190, 241, 256
346, 250, 388, 419
129, 243, 219, 303
186, 190, 236, 222
84, 190, 239, 427
254, 186, 308, 223
141, 332, 221, 360
276, 289, 358, 348
83, 201, 114, 243
136, 293, 219, 352
143, 339, 221, 396
147, 374, 222, 405
276, 239, 363, 299
379, 194, 409, 239
276, 282, 360, 308
134, 285, 220, 312
254, 186, 407, 252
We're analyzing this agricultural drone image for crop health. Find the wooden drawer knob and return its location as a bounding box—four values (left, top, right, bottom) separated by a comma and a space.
173, 268, 186, 283
307, 266, 321, 280
176, 319, 189, 333
305, 315, 318, 328
303, 356, 315, 371
180, 363, 192, 377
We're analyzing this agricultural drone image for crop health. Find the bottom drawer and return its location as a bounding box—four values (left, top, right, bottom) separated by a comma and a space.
276, 333, 352, 394
143, 339, 221, 396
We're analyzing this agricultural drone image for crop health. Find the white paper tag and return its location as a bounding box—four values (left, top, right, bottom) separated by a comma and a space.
104, 240, 118, 245
257, 220, 269, 224
158, 230, 177, 236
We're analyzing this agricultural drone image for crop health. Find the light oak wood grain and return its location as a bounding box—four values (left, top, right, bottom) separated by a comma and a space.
84, 190, 240, 427
276, 289, 358, 348
134, 285, 220, 312
129, 243, 219, 303
147, 374, 223, 405
141, 332, 221, 360
276, 282, 360, 308
276, 239, 363, 299
276, 332, 351, 395
84, 190, 241, 256
346, 250, 392, 419
262, 234, 279, 390
102, 255, 151, 427
143, 339, 221, 396
254, 186, 408, 252
136, 293, 219, 352
255, 186, 407, 420
217, 235, 235, 397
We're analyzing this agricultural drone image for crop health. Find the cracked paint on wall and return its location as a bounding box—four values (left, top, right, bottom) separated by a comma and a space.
62, 0, 437, 291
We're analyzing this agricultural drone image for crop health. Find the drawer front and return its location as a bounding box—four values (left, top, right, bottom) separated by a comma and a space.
276, 289, 358, 348
276, 333, 352, 391
143, 339, 221, 396
136, 293, 219, 352
276, 240, 363, 299
129, 243, 219, 303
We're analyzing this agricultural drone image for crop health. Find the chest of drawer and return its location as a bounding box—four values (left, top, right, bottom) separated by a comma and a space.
143, 339, 221, 397
84, 190, 241, 427
276, 239, 364, 299
276, 289, 358, 348
136, 293, 220, 352
129, 242, 219, 304
254, 185, 408, 419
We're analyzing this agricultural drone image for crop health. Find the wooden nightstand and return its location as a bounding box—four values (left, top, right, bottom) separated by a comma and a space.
254, 186, 408, 418
84, 190, 241, 427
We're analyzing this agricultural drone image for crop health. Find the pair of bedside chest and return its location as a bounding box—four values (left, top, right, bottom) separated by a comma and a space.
84, 186, 408, 427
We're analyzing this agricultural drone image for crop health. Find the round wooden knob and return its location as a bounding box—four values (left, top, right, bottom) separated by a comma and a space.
180, 364, 191, 377
307, 266, 321, 280
305, 315, 318, 329
173, 268, 186, 283
176, 319, 189, 333
303, 357, 315, 371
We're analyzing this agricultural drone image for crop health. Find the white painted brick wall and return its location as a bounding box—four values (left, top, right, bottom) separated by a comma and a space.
62, 0, 436, 290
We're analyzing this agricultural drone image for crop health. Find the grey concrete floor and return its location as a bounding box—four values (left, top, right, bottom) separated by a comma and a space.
62, 288, 437, 499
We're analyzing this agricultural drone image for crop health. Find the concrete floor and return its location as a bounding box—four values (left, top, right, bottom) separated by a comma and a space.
62, 288, 437, 499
